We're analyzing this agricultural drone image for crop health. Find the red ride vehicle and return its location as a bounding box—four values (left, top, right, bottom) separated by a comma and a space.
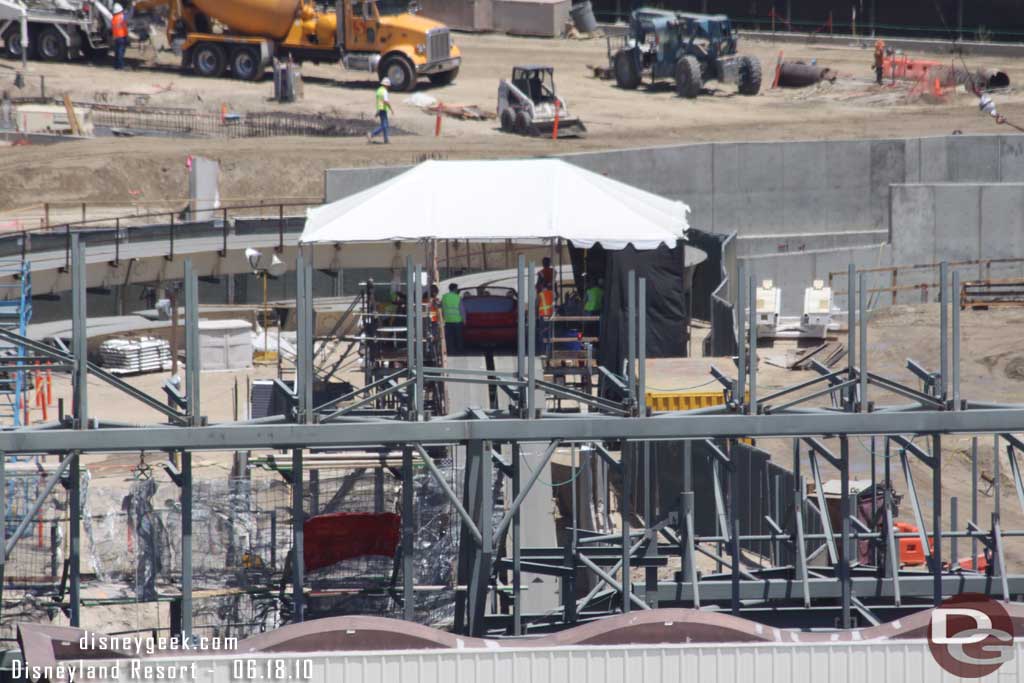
460, 286, 519, 348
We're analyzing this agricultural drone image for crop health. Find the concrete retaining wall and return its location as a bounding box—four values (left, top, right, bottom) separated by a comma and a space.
323, 134, 1024, 313
890, 181, 1024, 287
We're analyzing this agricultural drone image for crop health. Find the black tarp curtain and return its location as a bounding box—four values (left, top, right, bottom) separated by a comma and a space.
567, 241, 689, 388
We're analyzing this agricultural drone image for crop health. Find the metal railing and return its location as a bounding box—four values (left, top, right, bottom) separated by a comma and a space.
0, 199, 321, 265
828, 257, 1024, 303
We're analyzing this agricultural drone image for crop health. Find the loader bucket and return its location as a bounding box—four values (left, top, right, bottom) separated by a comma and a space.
531, 118, 587, 138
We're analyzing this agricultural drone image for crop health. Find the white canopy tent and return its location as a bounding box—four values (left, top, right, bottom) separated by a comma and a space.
301, 159, 690, 250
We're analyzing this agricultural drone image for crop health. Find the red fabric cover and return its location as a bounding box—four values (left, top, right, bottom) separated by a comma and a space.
303, 512, 400, 572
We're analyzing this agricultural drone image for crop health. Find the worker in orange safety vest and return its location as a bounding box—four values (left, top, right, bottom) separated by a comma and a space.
111, 3, 129, 71
536, 280, 554, 351
873, 39, 885, 85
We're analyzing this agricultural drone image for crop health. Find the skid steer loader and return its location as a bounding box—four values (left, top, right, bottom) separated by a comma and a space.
497, 65, 586, 138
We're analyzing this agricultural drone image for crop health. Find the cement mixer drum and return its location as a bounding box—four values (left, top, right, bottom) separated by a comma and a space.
190, 0, 300, 40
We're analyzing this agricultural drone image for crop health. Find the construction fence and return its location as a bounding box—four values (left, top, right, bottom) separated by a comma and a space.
1, 457, 462, 641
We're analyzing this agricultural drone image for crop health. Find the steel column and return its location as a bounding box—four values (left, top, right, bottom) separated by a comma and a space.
940, 262, 949, 401
527, 262, 536, 418
932, 434, 942, 606
181, 451, 192, 641
952, 269, 960, 410
748, 275, 757, 413
291, 448, 305, 622
736, 261, 746, 405
184, 259, 201, 426
512, 441, 522, 635
402, 446, 414, 620
839, 436, 851, 629
467, 440, 490, 635
72, 235, 87, 427
847, 264, 856, 411
622, 440, 631, 613
859, 272, 868, 412
69, 451, 80, 626
972, 437, 979, 570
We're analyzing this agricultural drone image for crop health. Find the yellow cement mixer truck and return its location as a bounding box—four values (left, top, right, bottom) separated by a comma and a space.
133, 0, 460, 90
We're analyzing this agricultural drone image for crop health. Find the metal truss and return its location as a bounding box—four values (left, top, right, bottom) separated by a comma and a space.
1, 238, 1024, 641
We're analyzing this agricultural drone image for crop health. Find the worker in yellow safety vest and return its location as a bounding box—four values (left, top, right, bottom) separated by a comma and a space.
440, 283, 463, 354
368, 77, 394, 144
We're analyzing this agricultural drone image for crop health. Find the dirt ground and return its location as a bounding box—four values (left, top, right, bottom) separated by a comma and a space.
3, 31, 1024, 212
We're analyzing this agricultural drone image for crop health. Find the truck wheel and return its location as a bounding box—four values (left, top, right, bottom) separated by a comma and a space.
379, 55, 416, 92
37, 26, 68, 62
193, 43, 227, 78
737, 55, 763, 95
674, 55, 702, 98
500, 108, 515, 133
513, 110, 532, 136
614, 49, 640, 90
2, 25, 29, 60
428, 67, 458, 86
230, 46, 262, 81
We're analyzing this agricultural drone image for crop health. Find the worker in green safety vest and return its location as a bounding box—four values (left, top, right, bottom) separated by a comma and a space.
583, 277, 603, 339
441, 283, 464, 354
584, 278, 604, 314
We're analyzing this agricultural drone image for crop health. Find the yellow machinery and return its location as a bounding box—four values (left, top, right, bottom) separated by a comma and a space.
134, 0, 460, 89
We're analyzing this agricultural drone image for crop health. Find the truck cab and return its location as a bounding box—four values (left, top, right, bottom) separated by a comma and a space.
340, 0, 460, 91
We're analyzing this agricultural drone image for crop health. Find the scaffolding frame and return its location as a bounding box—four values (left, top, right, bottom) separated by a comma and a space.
2, 236, 1024, 640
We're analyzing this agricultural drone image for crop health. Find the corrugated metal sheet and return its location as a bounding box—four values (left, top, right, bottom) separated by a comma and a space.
86, 639, 1024, 682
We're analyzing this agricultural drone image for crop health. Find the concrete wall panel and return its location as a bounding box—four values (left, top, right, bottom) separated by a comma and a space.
869, 139, 908, 231
998, 136, 1024, 181
980, 184, 1024, 280
781, 141, 828, 233
822, 141, 871, 233
949, 135, 1001, 182
919, 136, 950, 182
323, 165, 409, 203
933, 184, 981, 263
890, 185, 935, 266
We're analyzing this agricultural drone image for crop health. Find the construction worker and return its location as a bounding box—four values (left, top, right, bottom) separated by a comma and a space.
583, 277, 604, 315
873, 39, 885, 85
583, 276, 603, 338
368, 77, 394, 144
537, 257, 554, 288
111, 3, 128, 71
536, 280, 554, 351
441, 283, 463, 355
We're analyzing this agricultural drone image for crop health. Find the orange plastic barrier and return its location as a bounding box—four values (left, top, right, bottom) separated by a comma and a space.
895, 521, 934, 566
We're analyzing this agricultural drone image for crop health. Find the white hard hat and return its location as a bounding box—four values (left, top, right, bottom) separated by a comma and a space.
381, 77, 392, 87
113, 2, 123, 12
